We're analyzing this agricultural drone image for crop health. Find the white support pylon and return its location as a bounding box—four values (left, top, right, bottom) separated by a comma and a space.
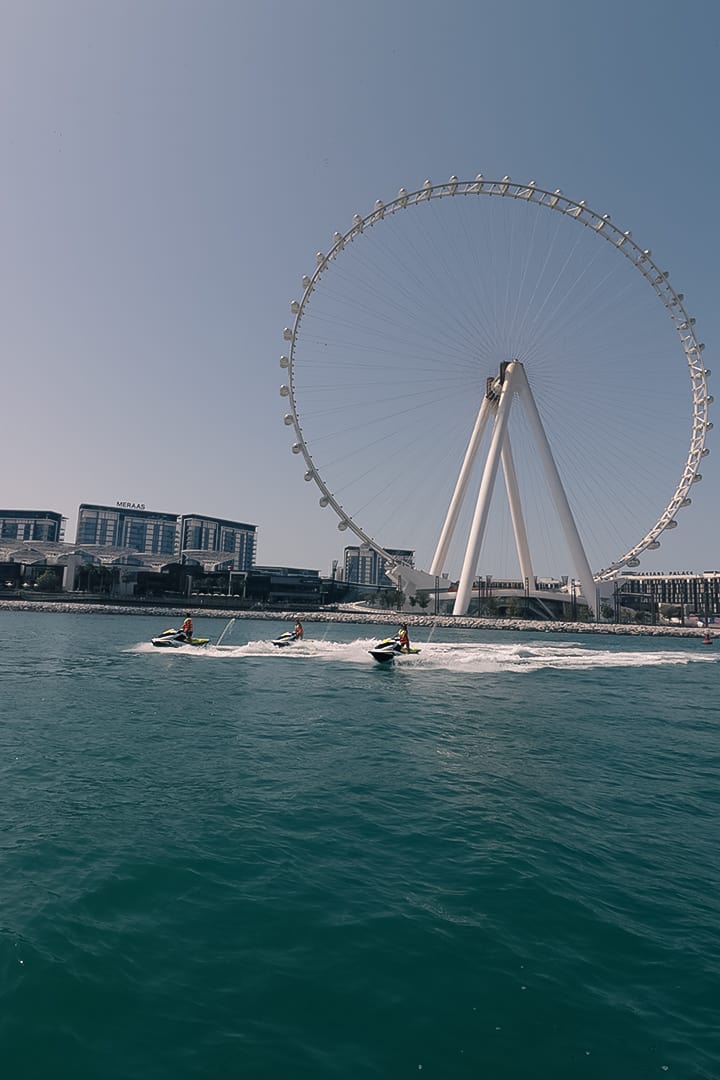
501, 437, 534, 589
513, 364, 596, 617
453, 362, 520, 615
439, 359, 596, 618
430, 394, 492, 576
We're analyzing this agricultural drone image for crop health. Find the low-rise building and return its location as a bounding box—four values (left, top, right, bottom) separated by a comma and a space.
244, 566, 322, 608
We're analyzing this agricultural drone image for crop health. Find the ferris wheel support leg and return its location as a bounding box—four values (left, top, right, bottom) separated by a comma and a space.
515, 365, 596, 616
453, 364, 519, 616
501, 437, 535, 588
430, 395, 492, 577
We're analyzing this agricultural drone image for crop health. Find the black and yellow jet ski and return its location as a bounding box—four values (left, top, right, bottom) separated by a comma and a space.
151, 628, 209, 648
368, 636, 421, 663
271, 630, 302, 647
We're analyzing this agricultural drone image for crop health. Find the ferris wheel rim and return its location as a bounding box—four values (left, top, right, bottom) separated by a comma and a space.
279, 176, 711, 580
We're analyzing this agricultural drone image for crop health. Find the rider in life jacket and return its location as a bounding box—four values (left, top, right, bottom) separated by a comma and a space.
397, 623, 411, 652
293, 617, 304, 640
181, 612, 194, 642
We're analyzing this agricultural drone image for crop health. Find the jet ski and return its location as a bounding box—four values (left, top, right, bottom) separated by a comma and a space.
369, 636, 421, 663
151, 628, 209, 648
272, 630, 301, 647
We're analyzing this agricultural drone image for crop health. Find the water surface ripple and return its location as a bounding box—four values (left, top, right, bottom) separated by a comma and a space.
1, 612, 718, 1078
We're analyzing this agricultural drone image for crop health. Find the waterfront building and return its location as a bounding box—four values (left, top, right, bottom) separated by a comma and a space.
245, 565, 321, 607
343, 544, 414, 588
178, 514, 257, 572
0, 509, 66, 542
617, 571, 720, 621
76, 503, 178, 556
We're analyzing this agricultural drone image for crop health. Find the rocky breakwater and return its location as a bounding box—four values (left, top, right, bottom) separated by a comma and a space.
295, 608, 714, 640
0, 598, 713, 641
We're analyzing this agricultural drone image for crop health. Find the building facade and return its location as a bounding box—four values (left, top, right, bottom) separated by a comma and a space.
0, 510, 66, 542
76, 503, 178, 556
178, 514, 257, 571
343, 544, 414, 588
245, 566, 321, 607
617, 571, 720, 620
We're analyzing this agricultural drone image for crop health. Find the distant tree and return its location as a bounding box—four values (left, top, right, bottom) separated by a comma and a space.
416, 590, 431, 610
599, 602, 615, 621
76, 564, 114, 594
387, 588, 405, 611
408, 595, 417, 608
36, 569, 61, 592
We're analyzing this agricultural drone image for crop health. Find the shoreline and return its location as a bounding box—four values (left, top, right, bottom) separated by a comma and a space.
0, 599, 714, 639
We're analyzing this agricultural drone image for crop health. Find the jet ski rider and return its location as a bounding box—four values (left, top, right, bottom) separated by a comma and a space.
293, 617, 304, 640
181, 612, 194, 642
397, 623, 411, 652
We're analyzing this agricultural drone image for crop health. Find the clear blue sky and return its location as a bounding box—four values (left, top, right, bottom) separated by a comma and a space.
2, 0, 718, 575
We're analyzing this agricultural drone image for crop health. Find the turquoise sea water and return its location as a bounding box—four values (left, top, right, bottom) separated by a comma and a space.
2, 611, 719, 1079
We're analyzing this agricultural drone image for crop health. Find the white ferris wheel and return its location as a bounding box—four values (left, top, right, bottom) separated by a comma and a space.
279, 176, 711, 616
